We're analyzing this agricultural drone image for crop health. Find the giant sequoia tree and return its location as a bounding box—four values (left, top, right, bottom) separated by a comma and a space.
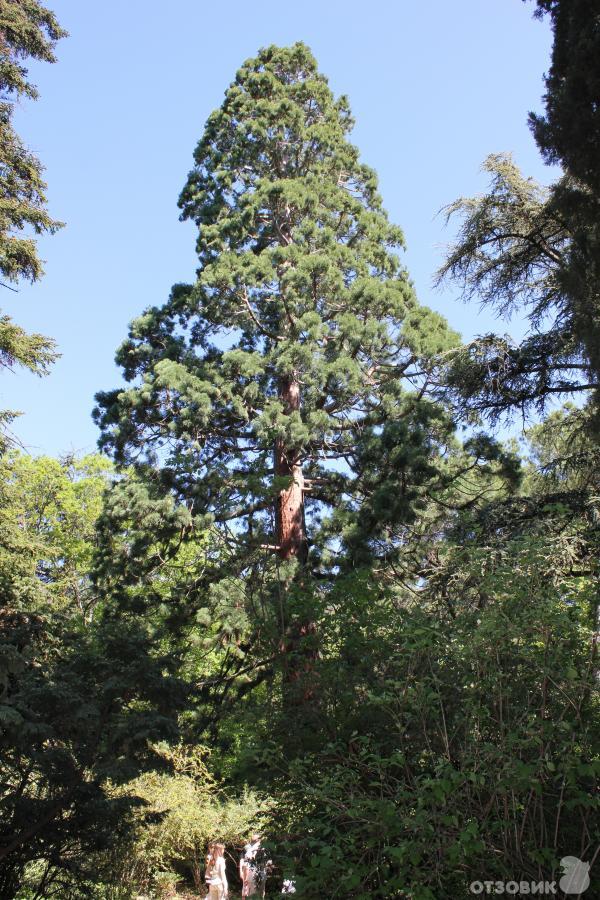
96, 43, 457, 579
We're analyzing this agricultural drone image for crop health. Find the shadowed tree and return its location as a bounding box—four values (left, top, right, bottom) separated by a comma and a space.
0, 453, 184, 898
528, 0, 600, 196
527, 0, 600, 419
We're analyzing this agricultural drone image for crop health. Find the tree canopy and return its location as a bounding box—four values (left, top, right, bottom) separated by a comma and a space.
96, 42, 458, 569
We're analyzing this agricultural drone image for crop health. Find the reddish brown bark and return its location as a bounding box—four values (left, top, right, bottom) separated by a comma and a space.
274, 377, 317, 701
274, 376, 307, 562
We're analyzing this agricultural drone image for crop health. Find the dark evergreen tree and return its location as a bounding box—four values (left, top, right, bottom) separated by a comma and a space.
0, 0, 65, 284
528, 0, 600, 419
0, 0, 66, 444
529, 0, 600, 196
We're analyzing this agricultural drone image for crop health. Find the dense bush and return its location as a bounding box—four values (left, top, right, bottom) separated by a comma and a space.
267, 535, 599, 897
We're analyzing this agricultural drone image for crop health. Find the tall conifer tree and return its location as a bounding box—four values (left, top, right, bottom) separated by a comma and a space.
97, 42, 455, 552
95, 44, 457, 698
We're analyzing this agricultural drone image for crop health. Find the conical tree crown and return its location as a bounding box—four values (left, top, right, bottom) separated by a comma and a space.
96, 43, 456, 557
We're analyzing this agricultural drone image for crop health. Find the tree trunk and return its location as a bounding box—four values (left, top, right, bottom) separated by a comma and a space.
275, 376, 320, 708
274, 376, 307, 562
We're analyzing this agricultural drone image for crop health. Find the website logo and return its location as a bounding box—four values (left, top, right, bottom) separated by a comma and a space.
469, 856, 591, 895
559, 856, 590, 895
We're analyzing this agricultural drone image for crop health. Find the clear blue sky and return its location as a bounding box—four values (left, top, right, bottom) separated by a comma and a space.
4, 0, 553, 456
